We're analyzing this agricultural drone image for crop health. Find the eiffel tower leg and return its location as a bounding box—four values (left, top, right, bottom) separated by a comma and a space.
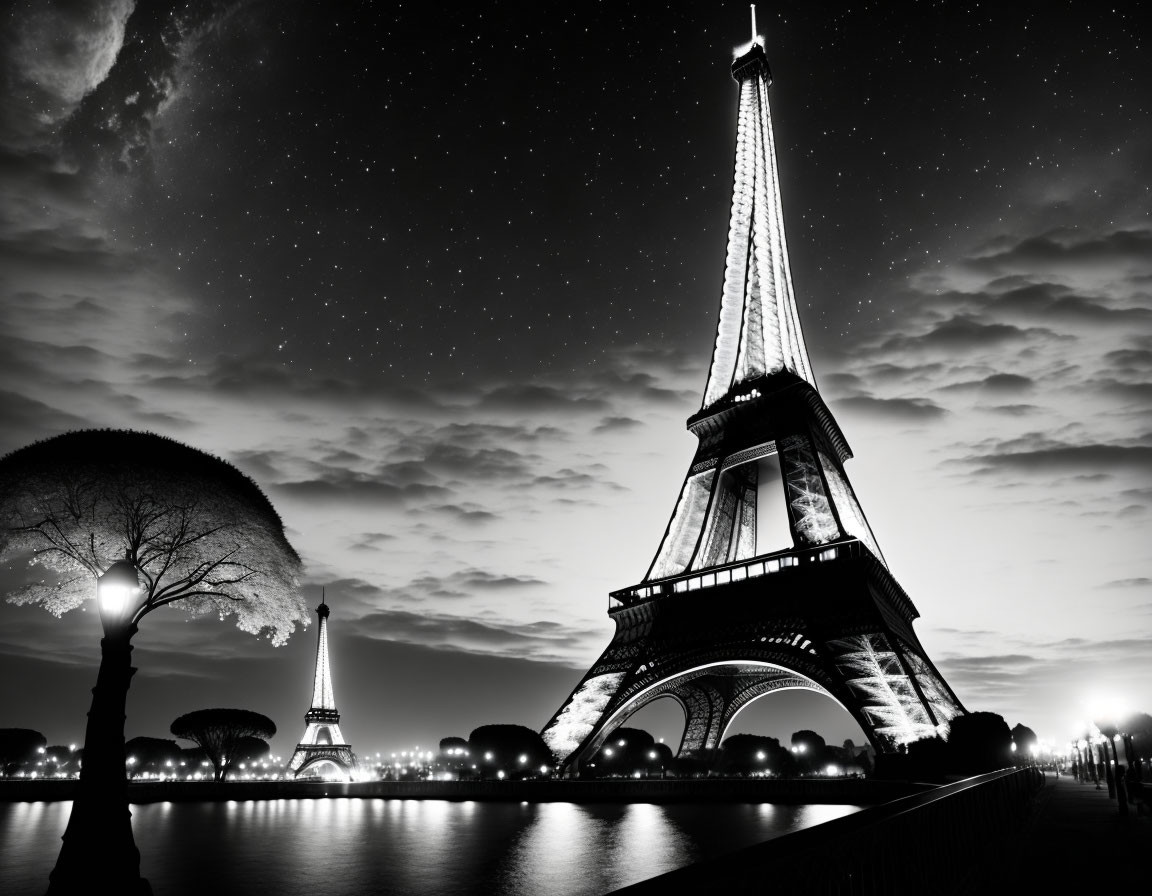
823, 632, 945, 749
541, 635, 644, 775
674, 681, 726, 757
891, 636, 966, 729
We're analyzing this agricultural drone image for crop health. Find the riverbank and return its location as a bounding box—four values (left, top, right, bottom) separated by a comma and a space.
0, 775, 929, 805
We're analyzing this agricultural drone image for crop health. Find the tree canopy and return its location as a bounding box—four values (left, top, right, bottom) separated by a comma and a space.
0, 728, 46, 777
0, 428, 307, 644
123, 737, 183, 779
170, 708, 277, 782
1010, 723, 1038, 760
715, 733, 793, 777
468, 724, 554, 777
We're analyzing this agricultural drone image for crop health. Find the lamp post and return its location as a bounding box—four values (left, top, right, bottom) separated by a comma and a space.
47, 558, 151, 896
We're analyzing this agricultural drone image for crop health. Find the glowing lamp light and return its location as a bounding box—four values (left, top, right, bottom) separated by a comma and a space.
97, 559, 142, 630
518, 754, 527, 764
756, 751, 766, 761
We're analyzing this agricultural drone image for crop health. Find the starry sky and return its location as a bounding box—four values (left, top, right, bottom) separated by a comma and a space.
0, 0, 1149, 761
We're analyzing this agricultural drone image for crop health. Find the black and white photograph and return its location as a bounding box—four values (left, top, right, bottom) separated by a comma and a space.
1, 1, 1149, 893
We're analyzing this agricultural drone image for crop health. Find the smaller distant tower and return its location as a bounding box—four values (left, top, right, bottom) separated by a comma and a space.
287, 592, 357, 780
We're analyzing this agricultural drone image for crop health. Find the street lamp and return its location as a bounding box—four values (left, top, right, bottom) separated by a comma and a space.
97, 559, 144, 631
47, 557, 150, 896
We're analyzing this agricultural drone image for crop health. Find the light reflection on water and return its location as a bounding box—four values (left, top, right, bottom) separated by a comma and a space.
0, 799, 860, 896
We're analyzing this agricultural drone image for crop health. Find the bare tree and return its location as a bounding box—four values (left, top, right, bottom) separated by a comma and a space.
171, 709, 276, 782
0, 429, 307, 896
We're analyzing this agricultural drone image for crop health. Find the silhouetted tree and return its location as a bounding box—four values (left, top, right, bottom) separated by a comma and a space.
1123, 712, 1152, 762
123, 737, 182, 779
0, 728, 46, 777
1010, 723, 1038, 763
171, 709, 277, 782
791, 729, 828, 774
181, 746, 211, 778
667, 756, 710, 778
468, 724, 554, 778
715, 733, 792, 777
438, 736, 471, 777
588, 727, 666, 778
948, 711, 1013, 774
0, 429, 306, 894
44, 745, 82, 778
231, 736, 272, 776
906, 735, 950, 782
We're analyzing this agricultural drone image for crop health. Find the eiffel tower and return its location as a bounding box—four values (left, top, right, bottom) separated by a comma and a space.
287, 592, 358, 780
542, 16, 965, 775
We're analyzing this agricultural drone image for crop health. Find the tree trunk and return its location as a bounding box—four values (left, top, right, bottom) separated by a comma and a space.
46, 625, 152, 895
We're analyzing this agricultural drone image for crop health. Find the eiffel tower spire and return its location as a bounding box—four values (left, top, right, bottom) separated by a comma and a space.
702, 34, 815, 411
310, 588, 336, 710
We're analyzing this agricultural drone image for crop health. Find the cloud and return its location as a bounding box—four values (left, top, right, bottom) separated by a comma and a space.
939, 654, 1039, 671
835, 395, 948, 421
0, 391, 90, 444
422, 504, 500, 525
881, 316, 1056, 354
968, 229, 1152, 275
982, 404, 1043, 416
352, 607, 600, 665
961, 443, 1152, 476
348, 531, 397, 553
1100, 578, 1152, 590
990, 283, 1152, 327
0, 0, 134, 149
475, 383, 609, 413
978, 373, 1034, 394
532, 468, 627, 492
593, 415, 644, 433
275, 474, 453, 506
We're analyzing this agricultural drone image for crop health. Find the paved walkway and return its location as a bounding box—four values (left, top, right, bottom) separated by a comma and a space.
994, 771, 1151, 890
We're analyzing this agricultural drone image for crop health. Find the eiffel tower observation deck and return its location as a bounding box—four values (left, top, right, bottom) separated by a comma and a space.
541, 11, 966, 776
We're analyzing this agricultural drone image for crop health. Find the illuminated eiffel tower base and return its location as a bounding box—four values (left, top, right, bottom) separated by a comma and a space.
542, 24, 965, 776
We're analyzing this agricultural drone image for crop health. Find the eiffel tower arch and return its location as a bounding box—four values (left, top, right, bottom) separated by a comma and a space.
542, 26, 965, 776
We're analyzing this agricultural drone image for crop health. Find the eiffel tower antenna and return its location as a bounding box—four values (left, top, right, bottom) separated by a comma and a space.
751, 4, 758, 43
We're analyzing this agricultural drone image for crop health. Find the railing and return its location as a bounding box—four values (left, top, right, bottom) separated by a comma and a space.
610, 540, 867, 610
604, 766, 1045, 895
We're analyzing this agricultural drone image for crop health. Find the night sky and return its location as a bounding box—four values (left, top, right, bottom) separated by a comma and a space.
1, 0, 1148, 761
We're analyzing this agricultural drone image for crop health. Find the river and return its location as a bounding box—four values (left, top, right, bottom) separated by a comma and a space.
1, 798, 861, 895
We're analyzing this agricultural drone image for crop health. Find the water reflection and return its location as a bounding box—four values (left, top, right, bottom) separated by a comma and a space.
0, 799, 860, 896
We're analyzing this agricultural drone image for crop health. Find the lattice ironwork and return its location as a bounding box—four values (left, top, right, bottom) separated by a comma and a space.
780, 434, 840, 547
541, 33, 965, 775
